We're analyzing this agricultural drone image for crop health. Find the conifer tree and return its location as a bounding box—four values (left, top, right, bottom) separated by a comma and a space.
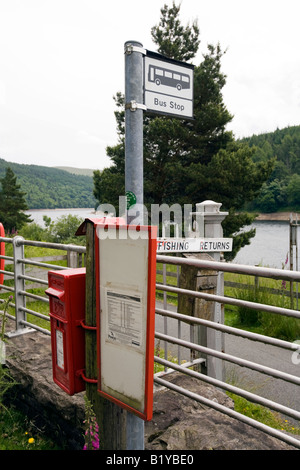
0, 167, 32, 232
151, 1, 200, 61
93, 2, 273, 259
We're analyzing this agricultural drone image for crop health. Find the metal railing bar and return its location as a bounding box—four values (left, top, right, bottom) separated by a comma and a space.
1, 313, 15, 322
0, 270, 14, 277
19, 239, 86, 253
0, 235, 298, 442
155, 332, 300, 386
153, 375, 300, 449
156, 283, 300, 320
154, 356, 300, 421
157, 254, 300, 282
155, 307, 299, 352
155, 358, 205, 378
19, 290, 49, 303
178, 358, 205, 369
19, 274, 48, 285
0, 237, 13, 243
0, 255, 14, 261
19, 306, 50, 322
26, 255, 67, 262
0, 285, 14, 292
0, 300, 16, 321
19, 319, 51, 336
18, 258, 69, 270
5, 313, 15, 321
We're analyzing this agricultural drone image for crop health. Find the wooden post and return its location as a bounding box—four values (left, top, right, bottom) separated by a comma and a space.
178, 252, 218, 375
85, 220, 128, 450
67, 250, 78, 268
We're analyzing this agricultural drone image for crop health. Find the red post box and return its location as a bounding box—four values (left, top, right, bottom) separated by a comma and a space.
46, 268, 86, 395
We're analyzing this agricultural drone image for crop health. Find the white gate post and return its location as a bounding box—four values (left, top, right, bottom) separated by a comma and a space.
182, 200, 228, 381
196, 201, 228, 381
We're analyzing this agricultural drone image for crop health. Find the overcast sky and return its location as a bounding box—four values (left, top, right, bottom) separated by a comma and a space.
0, 0, 299, 171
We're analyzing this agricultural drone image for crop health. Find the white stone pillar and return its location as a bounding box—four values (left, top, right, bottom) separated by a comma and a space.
184, 201, 228, 381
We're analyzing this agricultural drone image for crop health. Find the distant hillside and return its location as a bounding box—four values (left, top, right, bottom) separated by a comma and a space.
55, 166, 95, 177
240, 124, 300, 212
0, 158, 96, 209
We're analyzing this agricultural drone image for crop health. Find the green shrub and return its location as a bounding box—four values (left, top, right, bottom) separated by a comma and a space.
18, 214, 85, 245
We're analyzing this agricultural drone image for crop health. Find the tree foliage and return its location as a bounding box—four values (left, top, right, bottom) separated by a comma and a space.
243, 125, 300, 212
151, 1, 200, 61
19, 214, 86, 245
93, 2, 274, 260
0, 158, 96, 210
0, 167, 32, 232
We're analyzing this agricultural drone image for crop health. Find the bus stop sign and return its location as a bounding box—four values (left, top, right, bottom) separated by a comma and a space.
144, 50, 194, 119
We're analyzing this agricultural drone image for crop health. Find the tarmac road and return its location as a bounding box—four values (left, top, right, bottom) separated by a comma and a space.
155, 302, 300, 422
224, 333, 300, 419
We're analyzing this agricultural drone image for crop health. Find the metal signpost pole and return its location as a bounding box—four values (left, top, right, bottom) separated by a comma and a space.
124, 40, 145, 225
124, 40, 145, 450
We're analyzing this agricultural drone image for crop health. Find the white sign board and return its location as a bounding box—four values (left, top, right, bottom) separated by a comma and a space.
156, 237, 233, 253
95, 224, 157, 421
144, 51, 194, 119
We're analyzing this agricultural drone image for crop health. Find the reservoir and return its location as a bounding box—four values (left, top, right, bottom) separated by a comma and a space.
25, 209, 299, 270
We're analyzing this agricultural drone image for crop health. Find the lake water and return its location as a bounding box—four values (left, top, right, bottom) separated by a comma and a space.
25, 207, 96, 227
25, 209, 299, 269
234, 220, 295, 269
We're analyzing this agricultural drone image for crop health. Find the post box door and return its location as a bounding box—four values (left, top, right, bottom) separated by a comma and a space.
46, 268, 86, 395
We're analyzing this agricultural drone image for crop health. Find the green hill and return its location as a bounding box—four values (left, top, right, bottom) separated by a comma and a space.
1, 123, 299, 212
240, 125, 300, 213
54, 166, 95, 177
0, 158, 96, 209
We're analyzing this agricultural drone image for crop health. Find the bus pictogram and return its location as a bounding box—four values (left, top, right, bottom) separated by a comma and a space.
148, 64, 190, 91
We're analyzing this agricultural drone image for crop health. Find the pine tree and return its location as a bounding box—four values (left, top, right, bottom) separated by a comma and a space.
150, 1, 200, 61
0, 167, 32, 232
93, 2, 274, 259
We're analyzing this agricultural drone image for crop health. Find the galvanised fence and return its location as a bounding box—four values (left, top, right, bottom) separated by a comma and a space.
0, 235, 300, 449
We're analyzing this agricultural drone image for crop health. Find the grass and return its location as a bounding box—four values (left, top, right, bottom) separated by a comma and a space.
0, 403, 64, 450
227, 392, 300, 437
224, 272, 300, 342
0, 360, 63, 450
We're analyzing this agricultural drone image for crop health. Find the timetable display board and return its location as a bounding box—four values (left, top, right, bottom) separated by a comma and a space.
95, 223, 157, 421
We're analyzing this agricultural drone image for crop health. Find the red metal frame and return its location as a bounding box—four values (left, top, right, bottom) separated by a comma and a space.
94, 223, 157, 421
0, 223, 5, 289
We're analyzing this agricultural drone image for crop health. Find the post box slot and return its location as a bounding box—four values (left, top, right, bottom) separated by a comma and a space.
49, 312, 68, 324
46, 287, 65, 302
